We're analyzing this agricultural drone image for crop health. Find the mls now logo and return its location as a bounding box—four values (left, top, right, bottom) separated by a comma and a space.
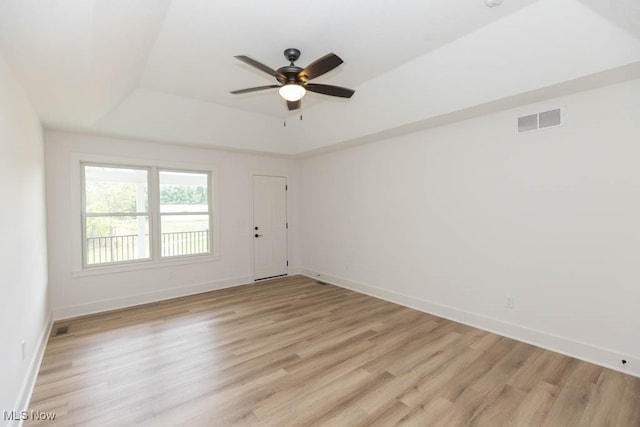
3, 410, 56, 421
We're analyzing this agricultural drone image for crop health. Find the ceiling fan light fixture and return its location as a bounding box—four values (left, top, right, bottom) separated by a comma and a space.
231, 49, 353, 111
279, 83, 306, 102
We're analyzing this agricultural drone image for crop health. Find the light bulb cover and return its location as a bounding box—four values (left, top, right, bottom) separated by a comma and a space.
279, 84, 306, 101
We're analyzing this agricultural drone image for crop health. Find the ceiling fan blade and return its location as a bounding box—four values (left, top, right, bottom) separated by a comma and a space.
305, 83, 355, 98
299, 53, 343, 81
230, 85, 280, 95
287, 100, 301, 111
235, 55, 284, 79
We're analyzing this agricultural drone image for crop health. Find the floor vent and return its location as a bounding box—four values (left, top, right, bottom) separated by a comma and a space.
518, 108, 562, 133
55, 326, 69, 336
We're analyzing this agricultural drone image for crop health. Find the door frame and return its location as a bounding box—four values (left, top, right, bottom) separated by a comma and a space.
251, 173, 289, 281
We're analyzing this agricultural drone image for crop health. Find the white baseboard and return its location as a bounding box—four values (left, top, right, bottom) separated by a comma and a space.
301, 269, 639, 378
53, 275, 254, 320
288, 266, 302, 275
10, 312, 53, 427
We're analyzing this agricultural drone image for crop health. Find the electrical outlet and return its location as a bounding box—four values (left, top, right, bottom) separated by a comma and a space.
505, 297, 515, 309
169, 271, 175, 280
21, 341, 26, 361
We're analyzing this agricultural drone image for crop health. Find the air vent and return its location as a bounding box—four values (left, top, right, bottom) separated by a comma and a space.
518, 114, 538, 132
539, 109, 562, 128
518, 108, 562, 133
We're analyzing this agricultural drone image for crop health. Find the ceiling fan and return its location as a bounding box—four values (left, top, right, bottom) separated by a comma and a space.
230, 48, 355, 111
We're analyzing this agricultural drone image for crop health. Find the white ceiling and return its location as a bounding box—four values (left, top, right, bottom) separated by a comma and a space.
0, 0, 638, 155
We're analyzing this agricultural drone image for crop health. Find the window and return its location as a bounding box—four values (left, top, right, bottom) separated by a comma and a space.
82, 164, 213, 267
83, 165, 150, 265
159, 170, 211, 258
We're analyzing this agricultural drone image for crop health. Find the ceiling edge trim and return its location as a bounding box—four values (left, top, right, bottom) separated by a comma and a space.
293, 61, 640, 159
43, 126, 296, 159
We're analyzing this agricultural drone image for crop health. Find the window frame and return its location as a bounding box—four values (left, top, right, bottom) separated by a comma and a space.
73, 155, 219, 275
81, 163, 152, 268
157, 168, 213, 260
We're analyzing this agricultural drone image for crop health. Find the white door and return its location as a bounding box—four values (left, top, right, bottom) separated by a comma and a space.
253, 175, 288, 280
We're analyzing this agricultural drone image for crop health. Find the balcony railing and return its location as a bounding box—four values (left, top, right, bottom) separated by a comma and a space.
161, 230, 209, 257
86, 235, 139, 265
86, 230, 209, 265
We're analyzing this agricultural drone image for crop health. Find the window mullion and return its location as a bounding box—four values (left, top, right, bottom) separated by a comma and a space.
208, 171, 214, 253
149, 167, 161, 261
85, 212, 149, 217
81, 164, 88, 267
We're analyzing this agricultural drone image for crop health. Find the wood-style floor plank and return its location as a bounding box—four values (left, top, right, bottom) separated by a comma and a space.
27, 275, 640, 426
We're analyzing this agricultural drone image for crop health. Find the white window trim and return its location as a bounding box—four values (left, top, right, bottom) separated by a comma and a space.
70, 153, 220, 277
157, 167, 214, 260
81, 163, 153, 268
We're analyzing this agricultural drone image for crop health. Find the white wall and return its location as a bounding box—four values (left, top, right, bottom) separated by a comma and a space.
45, 131, 299, 319
299, 78, 640, 376
0, 53, 50, 419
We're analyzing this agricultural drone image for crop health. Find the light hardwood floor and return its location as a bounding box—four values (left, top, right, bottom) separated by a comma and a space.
27, 275, 640, 426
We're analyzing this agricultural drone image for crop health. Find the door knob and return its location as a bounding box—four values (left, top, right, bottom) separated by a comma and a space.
254, 233, 262, 238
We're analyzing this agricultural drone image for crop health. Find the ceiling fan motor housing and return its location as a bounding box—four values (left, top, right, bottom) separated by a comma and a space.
279, 49, 305, 83
284, 48, 301, 63
277, 65, 304, 84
